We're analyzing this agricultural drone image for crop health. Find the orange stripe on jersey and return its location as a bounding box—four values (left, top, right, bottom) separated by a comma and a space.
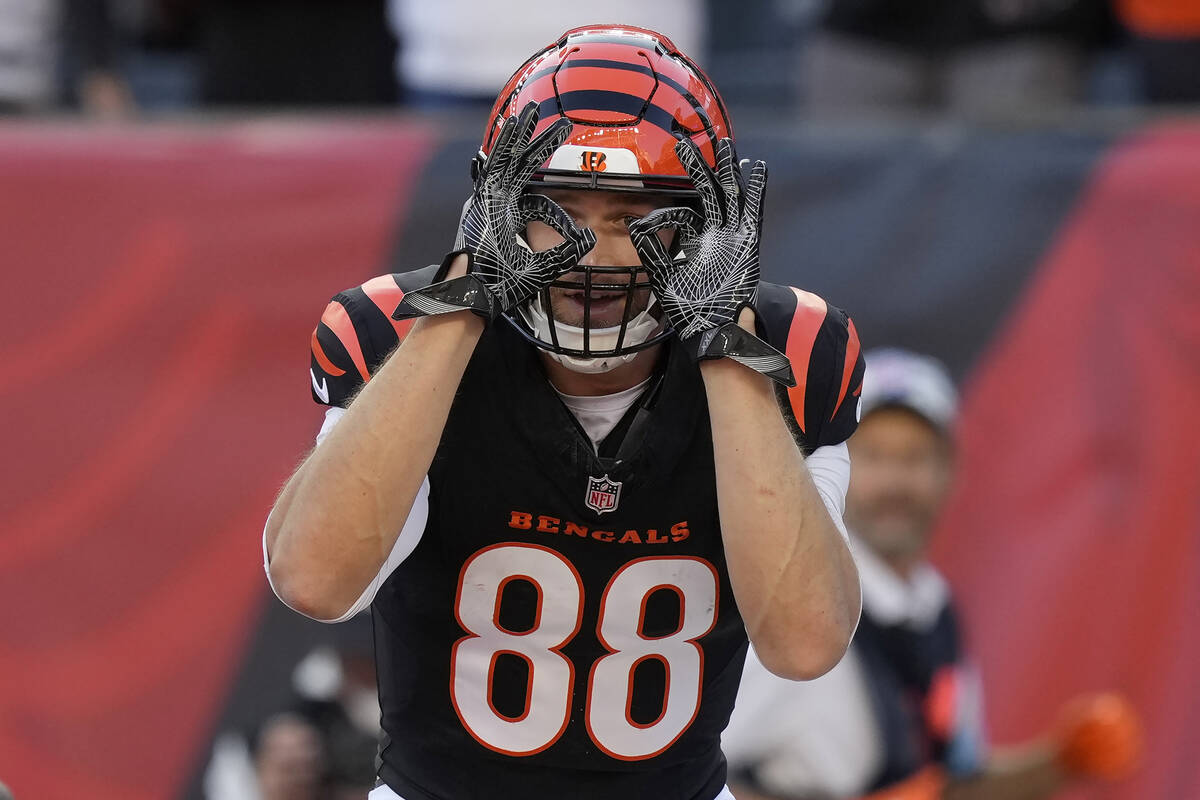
784, 288, 828, 434
319, 300, 369, 382
361, 274, 416, 342
831, 318, 862, 421
310, 327, 346, 377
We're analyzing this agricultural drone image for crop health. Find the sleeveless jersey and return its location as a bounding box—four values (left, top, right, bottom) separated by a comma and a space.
307, 268, 864, 800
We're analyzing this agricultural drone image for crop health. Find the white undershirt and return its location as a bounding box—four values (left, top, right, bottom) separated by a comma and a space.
552, 377, 652, 451
264, 394, 853, 623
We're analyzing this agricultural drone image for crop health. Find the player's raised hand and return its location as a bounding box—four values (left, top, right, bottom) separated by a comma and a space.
627, 138, 794, 386
394, 102, 595, 323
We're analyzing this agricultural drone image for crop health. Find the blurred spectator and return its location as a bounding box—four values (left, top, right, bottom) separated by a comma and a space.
723, 348, 1142, 800
182, 0, 397, 107
0, 778, 12, 800
254, 713, 327, 800
801, 0, 1115, 114
204, 640, 380, 800
1116, 0, 1200, 102
290, 645, 380, 797
386, 1, 704, 107
0, 0, 133, 115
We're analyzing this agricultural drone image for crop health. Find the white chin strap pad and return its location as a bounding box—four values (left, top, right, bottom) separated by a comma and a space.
549, 351, 633, 374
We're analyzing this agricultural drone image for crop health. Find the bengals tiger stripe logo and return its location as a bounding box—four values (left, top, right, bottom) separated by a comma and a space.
579, 151, 607, 172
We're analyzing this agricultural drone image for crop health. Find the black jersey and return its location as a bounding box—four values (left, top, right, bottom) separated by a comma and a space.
307, 269, 864, 800
855, 602, 972, 791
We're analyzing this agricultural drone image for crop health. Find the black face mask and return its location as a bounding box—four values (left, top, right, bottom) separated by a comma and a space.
506, 261, 671, 361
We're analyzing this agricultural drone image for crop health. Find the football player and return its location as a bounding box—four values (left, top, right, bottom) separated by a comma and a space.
265, 25, 865, 800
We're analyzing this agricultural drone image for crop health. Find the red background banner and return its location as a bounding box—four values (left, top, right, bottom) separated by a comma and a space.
934, 124, 1200, 800
0, 120, 434, 799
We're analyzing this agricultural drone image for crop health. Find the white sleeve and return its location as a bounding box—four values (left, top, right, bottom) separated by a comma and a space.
805, 442, 851, 543
262, 406, 430, 623
806, 441, 861, 634
315, 405, 347, 446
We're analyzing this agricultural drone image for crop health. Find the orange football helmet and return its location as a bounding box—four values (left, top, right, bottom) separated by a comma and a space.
478, 25, 736, 370
480, 24, 733, 195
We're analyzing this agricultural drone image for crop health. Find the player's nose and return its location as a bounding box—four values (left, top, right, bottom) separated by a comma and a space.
577, 228, 639, 268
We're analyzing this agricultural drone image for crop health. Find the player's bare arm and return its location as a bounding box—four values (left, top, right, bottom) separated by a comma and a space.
266, 305, 484, 620
629, 137, 860, 679
701, 329, 860, 680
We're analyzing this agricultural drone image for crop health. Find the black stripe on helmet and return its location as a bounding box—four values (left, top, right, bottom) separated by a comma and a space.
522, 57, 715, 139
538, 90, 689, 137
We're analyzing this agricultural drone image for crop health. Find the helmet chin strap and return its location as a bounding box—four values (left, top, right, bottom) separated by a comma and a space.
551, 351, 633, 375
519, 293, 663, 374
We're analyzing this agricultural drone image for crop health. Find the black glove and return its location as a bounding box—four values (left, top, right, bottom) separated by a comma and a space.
627, 138, 794, 386
394, 102, 595, 323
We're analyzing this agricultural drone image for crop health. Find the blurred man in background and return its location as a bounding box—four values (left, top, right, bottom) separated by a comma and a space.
252, 713, 327, 800
0, 0, 133, 115
203, 634, 379, 800
724, 348, 1141, 800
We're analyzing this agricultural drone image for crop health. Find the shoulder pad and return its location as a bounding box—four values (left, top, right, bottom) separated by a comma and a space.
309, 265, 440, 407
756, 282, 864, 448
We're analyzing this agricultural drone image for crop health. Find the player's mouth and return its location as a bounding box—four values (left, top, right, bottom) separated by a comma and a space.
563, 289, 627, 322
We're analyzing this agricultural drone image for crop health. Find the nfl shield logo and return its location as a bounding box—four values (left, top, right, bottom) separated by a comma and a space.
585, 475, 622, 515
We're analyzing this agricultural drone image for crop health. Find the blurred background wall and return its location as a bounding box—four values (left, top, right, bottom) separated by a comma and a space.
0, 1, 1197, 799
